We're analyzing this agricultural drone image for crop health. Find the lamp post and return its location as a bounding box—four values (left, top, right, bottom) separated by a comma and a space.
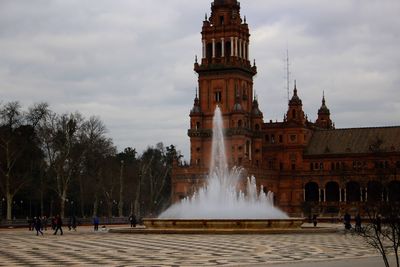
0, 197, 4, 220
20, 200, 24, 219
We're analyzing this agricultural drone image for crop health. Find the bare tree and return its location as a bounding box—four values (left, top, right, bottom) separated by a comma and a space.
79, 116, 115, 218
354, 203, 400, 267
0, 102, 48, 220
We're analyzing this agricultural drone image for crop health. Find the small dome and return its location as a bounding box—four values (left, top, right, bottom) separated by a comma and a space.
318, 96, 330, 115
289, 82, 302, 106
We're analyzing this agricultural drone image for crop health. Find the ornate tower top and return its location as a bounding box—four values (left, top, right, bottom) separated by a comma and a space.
315, 92, 333, 129
289, 81, 303, 106
196, 0, 256, 76
286, 81, 306, 124
318, 92, 330, 115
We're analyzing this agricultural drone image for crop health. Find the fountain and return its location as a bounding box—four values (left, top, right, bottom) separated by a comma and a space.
158, 107, 288, 220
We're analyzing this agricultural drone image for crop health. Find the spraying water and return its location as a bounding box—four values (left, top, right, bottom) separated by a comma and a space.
159, 106, 288, 219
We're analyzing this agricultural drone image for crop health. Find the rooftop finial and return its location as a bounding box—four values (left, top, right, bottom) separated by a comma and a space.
205, 13, 208, 21
195, 87, 198, 98
244, 16, 247, 24
195, 55, 198, 63
253, 59, 256, 66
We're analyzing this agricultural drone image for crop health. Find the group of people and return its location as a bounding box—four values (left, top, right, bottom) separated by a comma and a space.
344, 212, 363, 231
27, 216, 62, 235
27, 214, 139, 236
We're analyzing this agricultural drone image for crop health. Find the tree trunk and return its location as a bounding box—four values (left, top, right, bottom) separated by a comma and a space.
60, 189, 67, 218
134, 174, 142, 218
107, 201, 112, 218
79, 174, 85, 218
6, 192, 12, 220
118, 161, 124, 217
40, 175, 44, 216
93, 196, 98, 217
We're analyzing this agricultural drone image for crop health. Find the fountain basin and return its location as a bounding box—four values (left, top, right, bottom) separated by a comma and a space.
143, 218, 302, 229
107, 218, 332, 234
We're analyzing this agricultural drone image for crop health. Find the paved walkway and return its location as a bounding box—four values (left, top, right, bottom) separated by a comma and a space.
0, 225, 384, 266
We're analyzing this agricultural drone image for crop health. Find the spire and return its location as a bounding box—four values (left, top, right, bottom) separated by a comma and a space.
318, 91, 330, 115
289, 80, 302, 106
191, 87, 201, 114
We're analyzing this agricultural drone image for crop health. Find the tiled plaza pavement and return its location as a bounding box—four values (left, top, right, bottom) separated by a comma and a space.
0, 225, 379, 266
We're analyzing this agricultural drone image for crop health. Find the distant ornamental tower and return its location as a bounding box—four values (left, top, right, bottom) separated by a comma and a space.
315, 92, 333, 129
190, 0, 262, 170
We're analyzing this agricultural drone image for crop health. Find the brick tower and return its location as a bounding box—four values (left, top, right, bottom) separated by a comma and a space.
189, 0, 261, 170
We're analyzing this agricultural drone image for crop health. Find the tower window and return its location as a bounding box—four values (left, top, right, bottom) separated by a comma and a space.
292, 109, 296, 118
255, 124, 260, 131
238, 120, 242, 128
196, 122, 200, 129
279, 135, 283, 143
219, 16, 224, 25
215, 91, 222, 102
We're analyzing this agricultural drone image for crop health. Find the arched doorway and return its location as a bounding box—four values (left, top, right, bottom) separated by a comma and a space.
325, 181, 340, 202
388, 181, 400, 202
367, 181, 383, 202
305, 182, 319, 202
346, 181, 360, 202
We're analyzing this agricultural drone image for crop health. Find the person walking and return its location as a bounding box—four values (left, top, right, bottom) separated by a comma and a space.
34, 217, 44, 236
42, 216, 48, 231
355, 213, 362, 232
312, 214, 318, 227
129, 214, 137, 228
376, 214, 382, 233
53, 215, 63, 235
71, 215, 77, 231
344, 212, 351, 230
93, 216, 99, 231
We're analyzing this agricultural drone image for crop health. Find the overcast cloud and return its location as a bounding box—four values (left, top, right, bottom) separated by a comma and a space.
0, 0, 399, 159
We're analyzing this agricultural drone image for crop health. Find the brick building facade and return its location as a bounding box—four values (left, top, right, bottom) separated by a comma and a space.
171, 0, 400, 217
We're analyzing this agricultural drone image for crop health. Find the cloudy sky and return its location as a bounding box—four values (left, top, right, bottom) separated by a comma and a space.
1, 0, 399, 159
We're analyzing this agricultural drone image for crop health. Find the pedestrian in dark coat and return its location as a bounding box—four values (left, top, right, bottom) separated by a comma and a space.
53, 215, 63, 235
129, 214, 137, 228
34, 217, 43, 236
355, 213, 362, 232
344, 212, 351, 230
376, 214, 382, 233
93, 216, 99, 231
312, 214, 318, 227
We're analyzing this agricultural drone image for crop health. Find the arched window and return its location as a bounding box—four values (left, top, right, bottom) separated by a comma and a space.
325, 181, 340, 202
196, 122, 200, 129
206, 43, 212, 61
346, 181, 360, 202
255, 124, 260, 131
225, 42, 231, 61
292, 109, 296, 118
216, 42, 222, 58
305, 182, 319, 202
238, 120, 242, 128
